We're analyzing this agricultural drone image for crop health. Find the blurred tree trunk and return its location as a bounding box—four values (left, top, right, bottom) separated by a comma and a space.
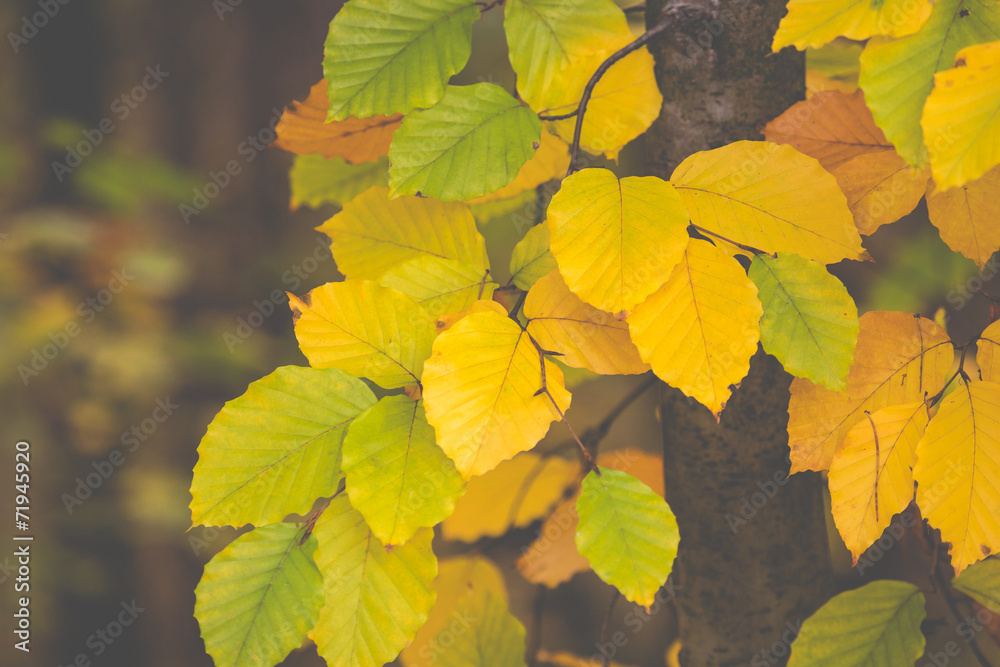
644, 2, 834, 665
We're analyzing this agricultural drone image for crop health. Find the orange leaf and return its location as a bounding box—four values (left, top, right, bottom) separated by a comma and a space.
274, 80, 401, 164
764, 89, 892, 171
832, 151, 929, 235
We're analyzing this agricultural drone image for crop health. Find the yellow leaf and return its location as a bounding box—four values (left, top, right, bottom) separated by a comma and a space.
832, 150, 929, 235
915, 381, 1000, 574
525, 271, 649, 375
764, 90, 891, 171
378, 256, 498, 322
434, 299, 509, 334
976, 320, 1000, 383
466, 130, 570, 205
422, 305, 572, 479
789, 311, 953, 473
926, 165, 1000, 269
289, 281, 437, 389
627, 239, 761, 416
317, 186, 487, 280
530, 35, 662, 160
671, 141, 865, 264
546, 168, 690, 316
400, 556, 508, 667
773, 0, 932, 51
922, 41, 1000, 189
505, 0, 632, 107
274, 80, 401, 164
517, 449, 664, 588
829, 403, 928, 561
441, 452, 580, 541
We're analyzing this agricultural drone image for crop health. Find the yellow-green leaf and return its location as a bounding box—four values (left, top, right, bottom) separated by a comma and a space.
546, 168, 690, 316
343, 396, 465, 545
788, 311, 953, 472
525, 270, 649, 375
518, 449, 664, 588
858, 0, 1000, 166
915, 380, 1000, 574
788, 580, 926, 666
322, 0, 478, 119
289, 155, 388, 210
671, 141, 865, 264
509, 224, 558, 291
749, 253, 859, 391
400, 556, 510, 666
504, 0, 631, 105
436, 590, 527, 667
378, 256, 498, 321
422, 306, 572, 479
289, 281, 437, 389
952, 557, 1000, 607
828, 403, 927, 561
575, 468, 679, 607
190, 366, 376, 527
195, 523, 325, 667
317, 186, 487, 280
441, 452, 580, 541
627, 239, 762, 416
773, 0, 932, 51
309, 495, 437, 667
466, 130, 570, 205
922, 40, 1000, 188
388, 83, 542, 201
926, 165, 1000, 269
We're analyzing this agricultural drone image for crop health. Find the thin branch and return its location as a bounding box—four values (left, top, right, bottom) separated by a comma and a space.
599, 591, 621, 667
690, 224, 772, 256
476, 0, 504, 11
928, 343, 970, 408
530, 342, 599, 473
623, 3, 646, 13
565, 18, 674, 175
537, 109, 579, 122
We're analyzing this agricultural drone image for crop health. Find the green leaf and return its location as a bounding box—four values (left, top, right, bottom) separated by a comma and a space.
788, 580, 926, 666
953, 557, 1000, 608
195, 523, 325, 667
388, 83, 543, 201
317, 186, 488, 281
434, 590, 528, 667
290, 281, 438, 389
504, 0, 630, 104
190, 366, 376, 527
859, 0, 1000, 165
575, 468, 679, 607
343, 395, 466, 545
378, 256, 498, 321
289, 155, 388, 210
322, 0, 479, 119
749, 253, 859, 391
309, 494, 437, 667
509, 224, 557, 291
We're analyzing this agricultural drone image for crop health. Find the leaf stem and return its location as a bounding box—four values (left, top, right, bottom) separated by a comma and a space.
928, 343, 971, 408
690, 224, 772, 256
476, 0, 504, 11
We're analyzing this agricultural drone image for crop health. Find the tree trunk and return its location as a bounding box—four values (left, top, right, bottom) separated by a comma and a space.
644, 2, 835, 665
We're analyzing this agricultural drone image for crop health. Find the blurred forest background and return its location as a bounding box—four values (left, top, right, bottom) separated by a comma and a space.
0, 1, 994, 666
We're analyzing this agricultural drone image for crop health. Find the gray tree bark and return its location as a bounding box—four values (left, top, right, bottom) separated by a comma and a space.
644, 1, 835, 665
